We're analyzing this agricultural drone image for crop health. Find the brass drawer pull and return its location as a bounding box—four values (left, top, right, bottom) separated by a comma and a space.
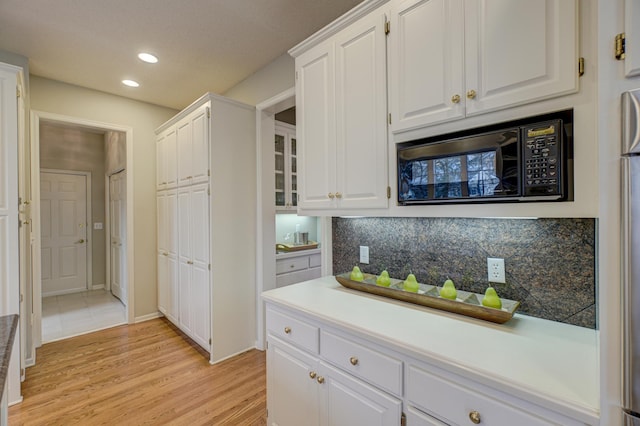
468, 410, 481, 424
467, 89, 477, 100
335, 192, 342, 199
451, 94, 461, 104
349, 356, 359, 366
328, 193, 335, 199
316, 376, 325, 384
309, 371, 317, 379
284, 327, 291, 334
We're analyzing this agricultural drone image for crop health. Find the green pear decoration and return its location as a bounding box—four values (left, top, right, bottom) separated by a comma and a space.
376, 270, 391, 287
350, 265, 364, 282
403, 273, 420, 293
440, 279, 457, 300
482, 286, 502, 309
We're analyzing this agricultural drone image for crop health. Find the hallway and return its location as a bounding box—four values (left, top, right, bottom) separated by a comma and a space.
41, 289, 126, 343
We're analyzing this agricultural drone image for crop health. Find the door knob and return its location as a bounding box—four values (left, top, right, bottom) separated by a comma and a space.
76, 239, 85, 244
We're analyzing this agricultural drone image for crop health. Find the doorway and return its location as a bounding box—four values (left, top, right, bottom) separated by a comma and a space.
30, 111, 135, 350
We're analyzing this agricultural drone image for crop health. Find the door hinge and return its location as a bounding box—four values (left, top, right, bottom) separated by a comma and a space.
208, 264, 211, 271
400, 412, 406, 426
207, 107, 211, 119
578, 57, 585, 77
388, 113, 392, 125
266, 341, 269, 349
385, 20, 390, 35
16, 86, 21, 98
616, 33, 626, 60
295, 71, 299, 80
387, 186, 391, 199
207, 187, 211, 196
20, 294, 23, 303
209, 338, 212, 345
207, 169, 210, 177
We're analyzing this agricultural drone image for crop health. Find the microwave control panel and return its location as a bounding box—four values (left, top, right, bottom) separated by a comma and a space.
522, 120, 563, 197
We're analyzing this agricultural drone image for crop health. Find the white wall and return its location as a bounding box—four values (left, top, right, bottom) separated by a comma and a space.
223, 53, 295, 106
30, 76, 178, 318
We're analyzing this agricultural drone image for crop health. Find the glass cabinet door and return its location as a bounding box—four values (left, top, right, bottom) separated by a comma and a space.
275, 122, 298, 210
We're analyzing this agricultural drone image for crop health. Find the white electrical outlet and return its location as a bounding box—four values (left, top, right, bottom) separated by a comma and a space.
487, 258, 506, 283
359, 246, 370, 264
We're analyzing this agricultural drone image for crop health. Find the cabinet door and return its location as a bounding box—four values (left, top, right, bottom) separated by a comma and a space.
189, 183, 210, 350
625, 0, 640, 77
389, 0, 464, 131
267, 337, 320, 426
177, 119, 193, 187
296, 41, 337, 210
335, 8, 390, 209
318, 361, 402, 426
157, 192, 168, 314
464, 0, 577, 116
156, 133, 166, 190
190, 105, 210, 185
165, 128, 177, 188
177, 187, 193, 334
166, 190, 179, 323
274, 126, 287, 208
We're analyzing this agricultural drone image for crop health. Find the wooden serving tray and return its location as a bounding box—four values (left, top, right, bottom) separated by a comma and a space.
335, 273, 520, 324
276, 242, 319, 252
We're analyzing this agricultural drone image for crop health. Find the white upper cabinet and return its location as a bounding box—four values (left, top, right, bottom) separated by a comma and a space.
275, 122, 299, 211
624, 0, 640, 77
389, 0, 465, 132
296, 41, 336, 210
157, 127, 177, 190
389, 0, 578, 132
177, 104, 209, 187
296, 6, 389, 211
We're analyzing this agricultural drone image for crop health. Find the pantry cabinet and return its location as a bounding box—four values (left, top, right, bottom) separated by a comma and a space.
389, 0, 578, 132
156, 93, 256, 363
295, 5, 389, 211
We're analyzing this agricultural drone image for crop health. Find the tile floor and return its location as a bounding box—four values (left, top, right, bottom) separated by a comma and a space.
42, 290, 126, 343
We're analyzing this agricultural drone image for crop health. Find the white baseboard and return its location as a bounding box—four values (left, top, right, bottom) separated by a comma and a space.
209, 345, 258, 365
134, 311, 163, 323
91, 284, 105, 290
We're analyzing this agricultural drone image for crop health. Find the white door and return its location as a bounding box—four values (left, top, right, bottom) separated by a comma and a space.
464, 0, 578, 116
389, 0, 465, 131
177, 186, 193, 335
40, 172, 88, 296
166, 190, 179, 323
189, 183, 210, 350
296, 40, 337, 210
334, 8, 389, 209
109, 171, 126, 303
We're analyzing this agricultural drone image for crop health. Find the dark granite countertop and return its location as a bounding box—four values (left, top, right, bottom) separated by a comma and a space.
0, 314, 18, 401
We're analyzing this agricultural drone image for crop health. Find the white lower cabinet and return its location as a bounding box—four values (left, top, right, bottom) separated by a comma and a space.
275, 251, 322, 288
265, 304, 588, 426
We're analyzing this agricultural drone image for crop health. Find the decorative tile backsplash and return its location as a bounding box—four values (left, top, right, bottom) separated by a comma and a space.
332, 217, 596, 329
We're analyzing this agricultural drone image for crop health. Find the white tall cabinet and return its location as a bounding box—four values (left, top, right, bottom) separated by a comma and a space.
156, 93, 256, 363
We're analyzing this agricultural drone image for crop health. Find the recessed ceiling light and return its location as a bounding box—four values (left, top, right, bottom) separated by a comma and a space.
138, 53, 158, 64
122, 79, 139, 87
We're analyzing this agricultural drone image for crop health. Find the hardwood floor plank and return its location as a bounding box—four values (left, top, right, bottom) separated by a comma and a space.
8, 318, 266, 425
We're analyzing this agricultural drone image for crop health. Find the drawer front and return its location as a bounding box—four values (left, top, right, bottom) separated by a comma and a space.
407, 364, 559, 426
276, 256, 309, 274
267, 307, 319, 354
309, 253, 321, 268
320, 330, 402, 396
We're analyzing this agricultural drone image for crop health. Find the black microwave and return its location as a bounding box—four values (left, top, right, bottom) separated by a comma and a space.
396, 110, 573, 205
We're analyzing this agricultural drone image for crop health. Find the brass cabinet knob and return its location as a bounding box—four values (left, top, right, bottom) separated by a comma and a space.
451, 94, 461, 104
187, 260, 194, 265
163, 252, 169, 256
316, 376, 325, 384
468, 410, 481, 424
349, 356, 359, 366
467, 89, 477, 99
309, 371, 317, 379
284, 327, 291, 334
290, 264, 295, 269
76, 239, 85, 244
335, 192, 342, 199
328, 193, 335, 199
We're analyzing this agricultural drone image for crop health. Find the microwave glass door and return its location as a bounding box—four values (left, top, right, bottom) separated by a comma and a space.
398, 128, 520, 203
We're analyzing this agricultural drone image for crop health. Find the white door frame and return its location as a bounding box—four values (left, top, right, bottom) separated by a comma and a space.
30, 110, 135, 349
254, 88, 332, 350
40, 169, 93, 294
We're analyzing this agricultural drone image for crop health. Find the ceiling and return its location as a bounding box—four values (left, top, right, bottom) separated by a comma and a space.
0, 0, 362, 110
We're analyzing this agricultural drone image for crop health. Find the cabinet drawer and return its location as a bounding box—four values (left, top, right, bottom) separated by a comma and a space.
320, 330, 402, 396
267, 308, 319, 354
407, 364, 567, 426
276, 256, 309, 274
309, 253, 321, 268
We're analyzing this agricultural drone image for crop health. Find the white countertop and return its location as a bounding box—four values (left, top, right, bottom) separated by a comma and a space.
262, 276, 600, 424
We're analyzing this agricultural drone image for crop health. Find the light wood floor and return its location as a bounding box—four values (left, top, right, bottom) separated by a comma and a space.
9, 318, 267, 426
